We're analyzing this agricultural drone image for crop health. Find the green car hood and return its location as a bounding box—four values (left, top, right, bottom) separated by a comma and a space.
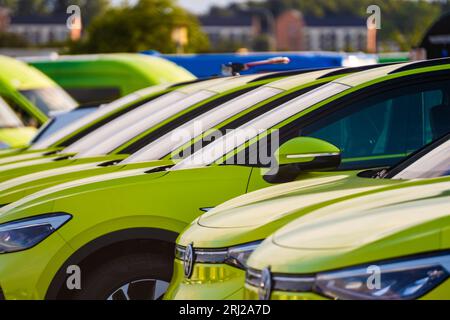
0, 164, 171, 224
0, 154, 129, 183
0, 149, 63, 166
0, 158, 173, 205
248, 177, 450, 274
178, 171, 400, 248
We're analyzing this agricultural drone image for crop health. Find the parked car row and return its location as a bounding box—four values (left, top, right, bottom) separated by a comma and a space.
0, 57, 448, 300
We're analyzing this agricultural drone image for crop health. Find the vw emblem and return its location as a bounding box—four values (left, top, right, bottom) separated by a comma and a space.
259, 267, 272, 300
184, 243, 195, 278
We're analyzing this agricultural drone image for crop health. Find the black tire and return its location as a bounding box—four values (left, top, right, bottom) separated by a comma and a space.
71, 252, 173, 300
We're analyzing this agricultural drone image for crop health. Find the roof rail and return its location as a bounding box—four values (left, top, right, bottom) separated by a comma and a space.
169, 77, 220, 88
318, 63, 398, 79
249, 68, 331, 83
388, 58, 450, 74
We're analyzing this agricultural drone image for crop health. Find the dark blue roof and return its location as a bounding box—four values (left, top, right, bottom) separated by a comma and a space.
304, 15, 366, 27
199, 15, 254, 27
11, 15, 68, 25
142, 52, 345, 78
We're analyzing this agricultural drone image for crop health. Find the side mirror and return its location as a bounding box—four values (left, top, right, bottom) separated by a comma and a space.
265, 137, 341, 183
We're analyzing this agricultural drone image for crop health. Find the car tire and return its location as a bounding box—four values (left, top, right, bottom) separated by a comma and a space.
71, 252, 172, 300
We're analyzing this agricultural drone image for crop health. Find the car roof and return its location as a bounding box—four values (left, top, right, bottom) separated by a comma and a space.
0, 55, 57, 90
335, 58, 450, 87
26, 53, 196, 85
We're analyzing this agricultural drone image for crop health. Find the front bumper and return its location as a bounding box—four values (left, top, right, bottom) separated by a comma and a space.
244, 283, 328, 300
244, 280, 450, 300
165, 259, 246, 300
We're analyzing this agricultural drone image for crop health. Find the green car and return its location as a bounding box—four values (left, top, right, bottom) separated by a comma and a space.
0, 55, 77, 127
0, 67, 359, 205
169, 133, 450, 300
27, 53, 196, 105
0, 96, 37, 148
0, 60, 448, 300
245, 139, 450, 300
0, 66, 369, 179
0, 72, 290, 175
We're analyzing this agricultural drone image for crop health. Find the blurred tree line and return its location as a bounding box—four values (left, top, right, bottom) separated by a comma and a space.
0, 0, 109, 23
267, 0, 450, 51
213, 0, 450, 51
71, 0, 209, 54
0, 0, 449, 52
0, 0, 209, 53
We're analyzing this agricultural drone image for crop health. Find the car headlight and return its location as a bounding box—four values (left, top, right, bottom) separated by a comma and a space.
315, 253, 450, 300
247, 252, 450, 300
176, 241, 262, 271
0, 213, 72, 254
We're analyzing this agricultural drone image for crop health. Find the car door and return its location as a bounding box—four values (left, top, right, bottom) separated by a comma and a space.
245, 74, 450, 191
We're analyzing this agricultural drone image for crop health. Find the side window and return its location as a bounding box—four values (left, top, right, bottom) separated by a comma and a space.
300, 79, 450, 169
1, 95, 38, 127
65, 88, 122, 106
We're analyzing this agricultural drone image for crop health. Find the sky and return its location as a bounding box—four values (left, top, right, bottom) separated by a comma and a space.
177, 0, 250, 14
112, 0, 251, 14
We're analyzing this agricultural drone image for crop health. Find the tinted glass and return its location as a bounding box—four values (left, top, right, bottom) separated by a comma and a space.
174, 83, 350, 170
32, 108, 97, 143
301, 79, 450, 169
393, 140, 450, 179
0, 97, 23, 128
20, 88, 77, 114
123, 87, 282, 164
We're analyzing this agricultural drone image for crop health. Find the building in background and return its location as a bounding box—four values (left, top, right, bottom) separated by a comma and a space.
0, 7, 83, 46
8, 15, 82, 45
199, 14, 261, 50
303, 15, 367, 51
199, 9, 368, 52
0, 8, 9, 32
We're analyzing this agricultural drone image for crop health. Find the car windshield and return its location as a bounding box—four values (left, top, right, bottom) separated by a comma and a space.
30, 87, 166, 150
122, 87, 283, 164
0, 97, 23, 128
67, 90, 213, 156
32, 107, 97, 143
20, 87, 78, 114
388, 137, 450, 180
173, 83, 351, 170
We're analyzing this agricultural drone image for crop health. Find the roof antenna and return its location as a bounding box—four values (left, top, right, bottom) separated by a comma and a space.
222, 57, 291, 76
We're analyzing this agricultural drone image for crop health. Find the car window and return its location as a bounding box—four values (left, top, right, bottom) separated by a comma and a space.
20, 87, 78, 114
65, 87, 121, 105
173, 83, 350, 170
300, 79, 450, 169
32, 107, 97, 143
392, 138, 450, 179
30, 90, 166, 150
122, 87, 283, 164
0, 97, 23, 128
1, 95, 38, 127
65, 91, 208, 155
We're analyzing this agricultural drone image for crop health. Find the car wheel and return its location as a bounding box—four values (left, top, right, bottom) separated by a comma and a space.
72, 252, 172, 300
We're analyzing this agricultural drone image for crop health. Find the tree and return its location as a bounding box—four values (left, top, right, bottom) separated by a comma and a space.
51, 0, 110, 24
70, 0, 209, 54
247, 0, 444, 51
0, 31, 28, 47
